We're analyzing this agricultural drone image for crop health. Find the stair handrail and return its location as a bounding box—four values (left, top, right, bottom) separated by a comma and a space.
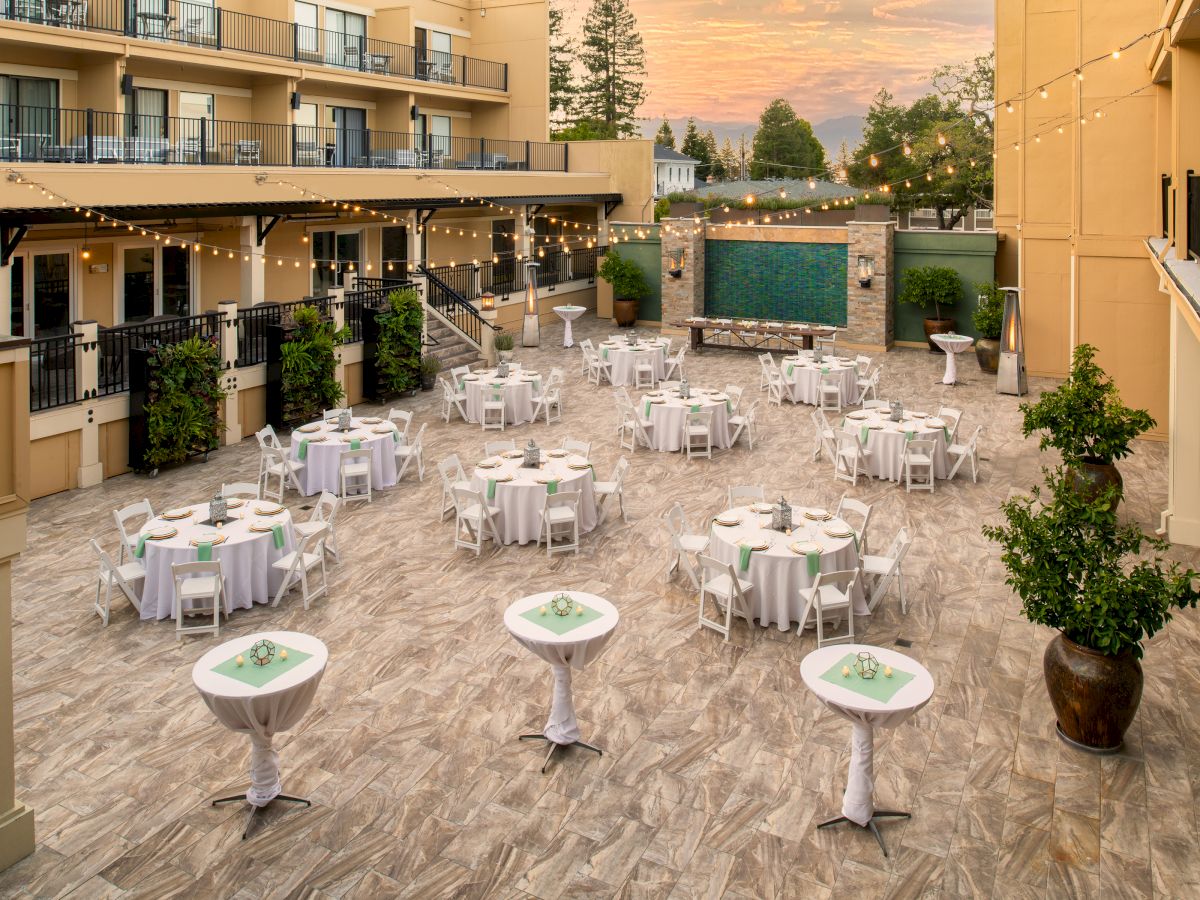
419, 264, 495, 350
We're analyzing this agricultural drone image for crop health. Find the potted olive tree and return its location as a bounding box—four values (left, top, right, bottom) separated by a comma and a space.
972, 281, 1004, 373
984, 467, 1199, 752
493, 330, 515, 362
1021, 343, 1155, 504
597, 249, 649, 327
898, 265, 963, 350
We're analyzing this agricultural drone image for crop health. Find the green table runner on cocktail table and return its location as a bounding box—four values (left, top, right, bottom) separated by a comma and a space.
818, 652, 915, 703
520, 601, 605, 636
210, 643, 313, 688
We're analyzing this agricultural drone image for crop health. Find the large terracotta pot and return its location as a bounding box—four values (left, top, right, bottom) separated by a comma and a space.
1044, 634, 1142, 752
975, 337, 1000, 373
922, 317, 956, 352
613, 298, 639, 327
1068, 457, 1123, 508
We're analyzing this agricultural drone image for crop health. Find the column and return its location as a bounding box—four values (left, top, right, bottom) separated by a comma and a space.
239, 217, 265, 307
597, 203, 610, 248
480, 304, 498, 366
217, 300, 241, 445
73, 320, 103, 488
0, 261, 12, 335
329, 287, 346, 391
518, 205, 533, 262
0, 336, 34, 872
407, 211, 421, 275
844, 220, 894, 351
659, 217, 706, 334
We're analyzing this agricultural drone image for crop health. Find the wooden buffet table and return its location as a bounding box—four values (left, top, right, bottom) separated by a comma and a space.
670, 317, 838, 352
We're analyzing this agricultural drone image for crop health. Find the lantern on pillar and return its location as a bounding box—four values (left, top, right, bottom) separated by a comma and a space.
856, 255, 875, 288
480, 291, 495, 311
522, 262, 540, 347
997, 286, 1027, 396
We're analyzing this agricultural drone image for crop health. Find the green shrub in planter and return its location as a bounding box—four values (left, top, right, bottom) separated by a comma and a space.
597, 250, 650, 301
374, 287, 424, 396
493, 331, 515, 352
281, 304, 350, 425
972, 281, 1004, 340
144, 334, 227, 469
898, 265, 962, 322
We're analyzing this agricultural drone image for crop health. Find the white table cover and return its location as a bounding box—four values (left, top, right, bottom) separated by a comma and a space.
780, 356, 860, 405
470, 451, 599, 545
800, 644, 933, 826
930, 333, 974, 385
504, 592, 619, 744
597, 340, 668, 386
192, 631, 328, 807
138, 502, 295, 620
708, 504, 867, 630
839, 408, 950, 481
640, 388, 733, 452
289, 416, 399, 496
463, 369, 539, 425
554, 305, 586, 347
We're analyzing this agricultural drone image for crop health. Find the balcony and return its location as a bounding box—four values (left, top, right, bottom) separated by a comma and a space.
0, 0, 508, 92
0, 104, 566, 171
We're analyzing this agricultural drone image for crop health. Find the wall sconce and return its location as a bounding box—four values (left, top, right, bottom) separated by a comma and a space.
668, 248, 686, 278
480, 291, 495, 311
857, 255, 875, 288
522, 262, 540, 347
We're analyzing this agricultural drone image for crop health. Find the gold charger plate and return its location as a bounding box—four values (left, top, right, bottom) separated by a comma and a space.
161, 509, 193, 521
372, 426, 395, 434
846, 412, 868, 420
476, 460, 499, 469
789, 541, 821, 555
750, 503, 774, 514
253, 504, 285, 516
503, 450, 524, 459
462, 374, 480, 381
144, 526, 177, 540
305, 435, 327, 443
360, 417, 382, 424
189, 533, 227, 547
713, 515, 742, 527
249, 522, 279, 533
824, 526, 854, 539
867, 423, 885, 430
568, 462, 592, 470
804, 509, 831, 521
297, 424, 321, 433
493, 474, 513, 483
340, 435, 364, 442
926, 418, 946, 428
739, 539, 770, 551
225, 498, 245, 508
547, 450, 568, 458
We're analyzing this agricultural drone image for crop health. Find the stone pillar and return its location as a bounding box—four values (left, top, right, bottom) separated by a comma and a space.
407, 211, 421, 274
217, 300, 241, 445
597, 203, 610, 248
659, 217, 706, 334
845, 220, 894, 351
73, 320, 103, 488
0, 336, 34, 872
329, 287, 346, 392
239, 217, 265, 307
0, 261, 12, 333
480, 305, 498, 366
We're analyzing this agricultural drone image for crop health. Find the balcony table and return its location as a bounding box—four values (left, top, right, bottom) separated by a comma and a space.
136, 11, 174, 38
673, 317, 837, 353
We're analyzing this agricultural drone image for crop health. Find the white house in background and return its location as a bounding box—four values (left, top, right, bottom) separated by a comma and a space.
654, 145, 698, 196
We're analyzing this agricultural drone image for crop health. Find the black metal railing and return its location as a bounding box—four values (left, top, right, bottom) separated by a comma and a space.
2, 0, 507, 90
29, 332, 78, 411
480, 255, 519, 298
569, 245, 604, 281
344, 280, 409, 341
421, 264, 494, 348
97, 312, 220, 396
1189, 171, 1199, 261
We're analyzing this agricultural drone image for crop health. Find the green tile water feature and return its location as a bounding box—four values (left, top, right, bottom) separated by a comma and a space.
704, 240, 848, 325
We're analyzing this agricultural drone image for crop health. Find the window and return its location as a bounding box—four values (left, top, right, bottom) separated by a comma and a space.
295, 1, 318, 53
381, 226, 407, 274
0, 76, 58, 157
416, 28, 453, 81
129, 88, 167, 138
179, 92, 213, 122
325, 7, 367, 67
310, 230, 361, 292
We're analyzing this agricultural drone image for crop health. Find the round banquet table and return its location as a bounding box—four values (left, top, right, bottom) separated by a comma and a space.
801, 644, 934, 855
462, 369, 541, 425
639, 388, 733, 452
137, 501, 295, 620
840, 408, 951, 482
289, 415, 400, 496
192, 631, 327, 835
554, 305, 586, 347
780, 356, 859, 406
597, 339, 668, 387
504, 591, 619, 768
708, 504, 867, 630
470, 450, 599, 545
930, 333, 974, 385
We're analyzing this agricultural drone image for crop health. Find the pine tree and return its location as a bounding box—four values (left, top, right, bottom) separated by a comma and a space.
703, 130, 721, 180
548, 0, 576, 123
680, 118, 711, 170
578, 0, 648, 138
750, 99, 826, 180
718, 138, 738, 183
835, 140, 852, 183
654, 118, 675, 149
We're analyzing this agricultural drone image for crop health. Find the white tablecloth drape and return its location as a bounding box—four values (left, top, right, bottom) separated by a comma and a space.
800, 644, 934, 825
780, 357, 859, 405
840, 409, 951, 481
708, 505, 867, 630
192, 631, 328, 806
138, 502, 295, 620
930, 334, 974, 385
598, 341, 667, 386
504, 592, 618, 744
463, 371, 539, 425
641, 389, 733, 452
289, 416, 400, 496
469, 452, 599, 545
554, 305, 586, 347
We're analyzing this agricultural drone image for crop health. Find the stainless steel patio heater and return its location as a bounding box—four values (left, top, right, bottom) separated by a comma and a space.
522, 262, 541, 347
997, 286, 1027, 396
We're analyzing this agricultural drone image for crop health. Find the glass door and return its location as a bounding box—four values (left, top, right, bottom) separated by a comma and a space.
8, 256, 24, 336
10, 251, 72, 336
120, 244, 193, 321
295, 1, 318, 56
1, 75, 59, 161
329, 106, 366, 167
161, 245, 190, 317
122, 247, 155, 322
310, 230, 361, 292
325, 8, 366, 68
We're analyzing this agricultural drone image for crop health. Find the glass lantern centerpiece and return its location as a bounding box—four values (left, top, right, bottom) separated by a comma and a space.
497, 360, 510, 379
523, 439, 541, 469
889, 400, 904, 422
338, 409, 352, 432
209, 492, 228, 525
770, 495, 792, 532
680, 377, 691, 400
626, 329, 636, 346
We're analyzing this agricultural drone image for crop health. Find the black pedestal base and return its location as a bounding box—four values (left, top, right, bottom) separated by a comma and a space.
817, 809, 910, 857
518, 734, 603, 773
212, 792, 312, 840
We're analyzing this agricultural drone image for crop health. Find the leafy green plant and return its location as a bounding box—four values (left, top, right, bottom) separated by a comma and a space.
143, 334, 227, 469
653, 197, 671, 221
983, 466, 1199, 658
493, 331, 514, 352
597, 249, 650, 300
972, 281, 1004, 340
897, 265, 962, 320
281, 304, 349, 426
373, 287, 424, 396
1021, 344, 1155, 465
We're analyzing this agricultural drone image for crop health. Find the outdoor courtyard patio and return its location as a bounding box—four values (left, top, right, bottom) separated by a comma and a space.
3, 314, 1198, 899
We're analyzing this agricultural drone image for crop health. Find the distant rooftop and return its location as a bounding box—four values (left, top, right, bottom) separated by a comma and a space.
653, 145, 699, 164
688, 177, 859, 202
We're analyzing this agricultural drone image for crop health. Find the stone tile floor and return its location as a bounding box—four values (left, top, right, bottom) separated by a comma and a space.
4, 315, 1199, 899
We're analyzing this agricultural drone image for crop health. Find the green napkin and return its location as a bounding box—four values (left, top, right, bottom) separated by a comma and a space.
806, 549, 821, 577
821, 365, 830, 374
350, 438, 361, 450
786, 364, 794, 376
196, 541, 213, 562
905, 429, 914, 441
134, 534, 148, 558
690, 404, 700, 413
860, 425, 870, 443
602, 348, 609, 360
533, 377, 541, 393
487, 478, 497, 500
270, 524, 285, 549
738, 544, 753, 570
943, 426, 952, 442
392, 428, 402, 443
643, 400, 651, 418
546, 479, 559, 495
851, 532, 860, 553
298, 438, 310, 460
588, 464, 596, 480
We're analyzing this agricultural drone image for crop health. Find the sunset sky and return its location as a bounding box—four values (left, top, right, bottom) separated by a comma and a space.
567, 0, 995, 125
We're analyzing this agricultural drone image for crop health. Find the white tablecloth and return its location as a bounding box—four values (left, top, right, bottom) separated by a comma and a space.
554, 305, 586, 347
840, 409, 951, 481
463, 370, 540, 425
470, 451, 599, 545
138, 501, 295, 620
780, 356, 859, 405
290, 416, 399, 496
930, 334, 974, 385
708, 504, 867, 630
640, 388, 733, 452
801, 644, 934, 825
192, 631, 328, 806
504, 592, 619, 744
598, 340, 668, 386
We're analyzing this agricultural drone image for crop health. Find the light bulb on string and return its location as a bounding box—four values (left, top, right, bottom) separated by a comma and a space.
902, 143, 912, 156
1005, 101, 1014, 113
1039, 86, 1048, 99
937, 133, 946, 146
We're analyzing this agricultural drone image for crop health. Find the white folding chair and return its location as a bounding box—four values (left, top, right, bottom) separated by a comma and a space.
937, 407, 963, 445
438, 455, 471, 521
440, 376, 469, 423
220, 482, 261, 500
811, 409, 837, 462
339, 447, 373, 503
816, 330, 838, 354
697, 554, 754, 641
481, 387, 506, 431
91, 539, 144, 625
586, 347, 613, 385
561, 438, 592, 457
857, 366, 880, 404
261, 445, 305, 503
854, 355, 873, 377
387, 408, 414, 441
682, 409, 713, 460
113, 498, 154, 563
724, 384, 744, 413
862, 399, 889, 411
254, 425, 291, 485
835, 430, 872, 485
294, 490, 340, 561
835, 494, 873, 554
665, 504, 709, 590
450, 365, 471, 387
863, 527, 912, 614
395, 422, 426, 481
324, 407, 352, 420
579, 339, 595, 375
533, 385, 563, 424
540, 490, 581, 557
904, 438, 936, 493
271, 526, 328, 610
728, 399, 759, 450
171, 560, 226, 640
618, 399, 656, 451
728, 484, 765, 507
663, 346, 687, 381
818, 371, 842, 413
633, 357, 656, 389
766, 367, 786, 407
758, 352, 776, 391
594, 457, 630, 523
452, 486, 503, 557
485, 439, 517, 457
947, 425, 983, 483
797, 567, 859, 647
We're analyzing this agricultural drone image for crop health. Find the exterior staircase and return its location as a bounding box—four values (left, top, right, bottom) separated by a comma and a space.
426, 314, 485, 371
